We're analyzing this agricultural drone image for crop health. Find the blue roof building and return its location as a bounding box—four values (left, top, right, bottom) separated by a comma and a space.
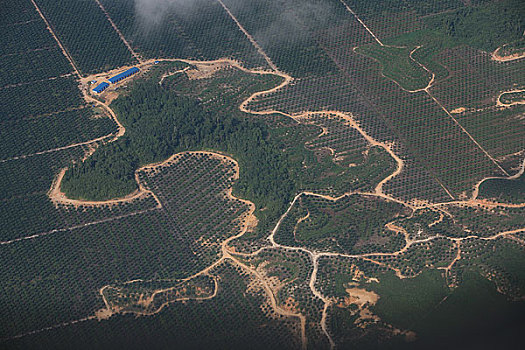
108, 67, 140, 84
92, 82, 109, 94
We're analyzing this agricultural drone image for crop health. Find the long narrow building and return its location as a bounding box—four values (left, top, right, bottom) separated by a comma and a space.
92, 81, 109, 93
108, 67, 139, 84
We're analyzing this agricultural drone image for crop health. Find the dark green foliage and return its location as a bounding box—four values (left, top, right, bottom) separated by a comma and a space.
0, 20, 56, 56
482, 242, 525, 295
453, 105, 525, 160
404, 0, 463, 16
0, 49, 72, 87
35, 0, 135, 74
0, 76, 84, 121
0, 108, 116, 159
62, 79, 293, 230
100, 0, 267, 69
478, 174, 525, 204
424, 0, 525, 51
0, 0, 39, 25
221, 0, 345, 76
402, 271, 525, 350
369, 269, 450, 329
3, 262, 299, 350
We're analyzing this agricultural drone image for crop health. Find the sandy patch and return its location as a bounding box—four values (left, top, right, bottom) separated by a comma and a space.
450, 107, 466, 114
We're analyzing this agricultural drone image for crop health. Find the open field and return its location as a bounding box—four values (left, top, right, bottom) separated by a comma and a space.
1, 0, 524, 349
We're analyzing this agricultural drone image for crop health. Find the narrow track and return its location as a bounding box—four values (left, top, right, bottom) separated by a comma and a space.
0, 73, 74, 91
342, 0, 510, 178
6, 3, 524, 343
338, 0, 384, 46
29, 0, 81, 77
491, 46, 525, 62
6, 56, 524, 349
216, 0, 279, 72
94, 0, 143, 64
0, 133, 113, 164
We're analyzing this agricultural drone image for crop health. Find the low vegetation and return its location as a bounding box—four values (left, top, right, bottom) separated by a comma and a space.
355, 44, 432, 91
497, 38, 525, 57
35, 0, 136, 74
478, 175, 525, 204
500, 90, 525, 105
2, 0, 525, 348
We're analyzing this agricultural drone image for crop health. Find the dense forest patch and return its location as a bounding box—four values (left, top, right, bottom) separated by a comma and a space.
62, 78, 293, 231
423, 0, 524, 52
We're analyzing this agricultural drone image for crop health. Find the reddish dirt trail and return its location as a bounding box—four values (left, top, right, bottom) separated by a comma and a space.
0, 73, 75, 91
0, 205, 158, 245
29, 0, 81, 77
410, 46, 436, 91
216, 0, 279, 72
94, 0, 142, 64
491, 46, 525, 62
496, 88, 525, 107
338, 0, 383, 46
94, 151, 308, 348
9, 57, 524, 348
50, 58, 289, 208
426, 91, 509, 177
0, 133, 113, 164
9, 2, 525, 344
342, 0, 510, 180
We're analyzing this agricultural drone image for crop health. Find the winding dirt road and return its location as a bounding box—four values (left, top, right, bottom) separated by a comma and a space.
7, 2, 524, 347
491, 46, 525, 62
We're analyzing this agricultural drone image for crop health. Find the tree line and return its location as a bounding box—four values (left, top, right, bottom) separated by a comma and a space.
62, 79, 294, 231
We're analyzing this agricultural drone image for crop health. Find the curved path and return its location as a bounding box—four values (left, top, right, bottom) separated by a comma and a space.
22, 56, 522, 349
496, 88, 525, 107
8, 1, 524, 347
491, 46, 525, 62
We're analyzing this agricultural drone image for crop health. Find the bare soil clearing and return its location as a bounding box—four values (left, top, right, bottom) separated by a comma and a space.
28, 21, 523, 350
344, 287, 379, 307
